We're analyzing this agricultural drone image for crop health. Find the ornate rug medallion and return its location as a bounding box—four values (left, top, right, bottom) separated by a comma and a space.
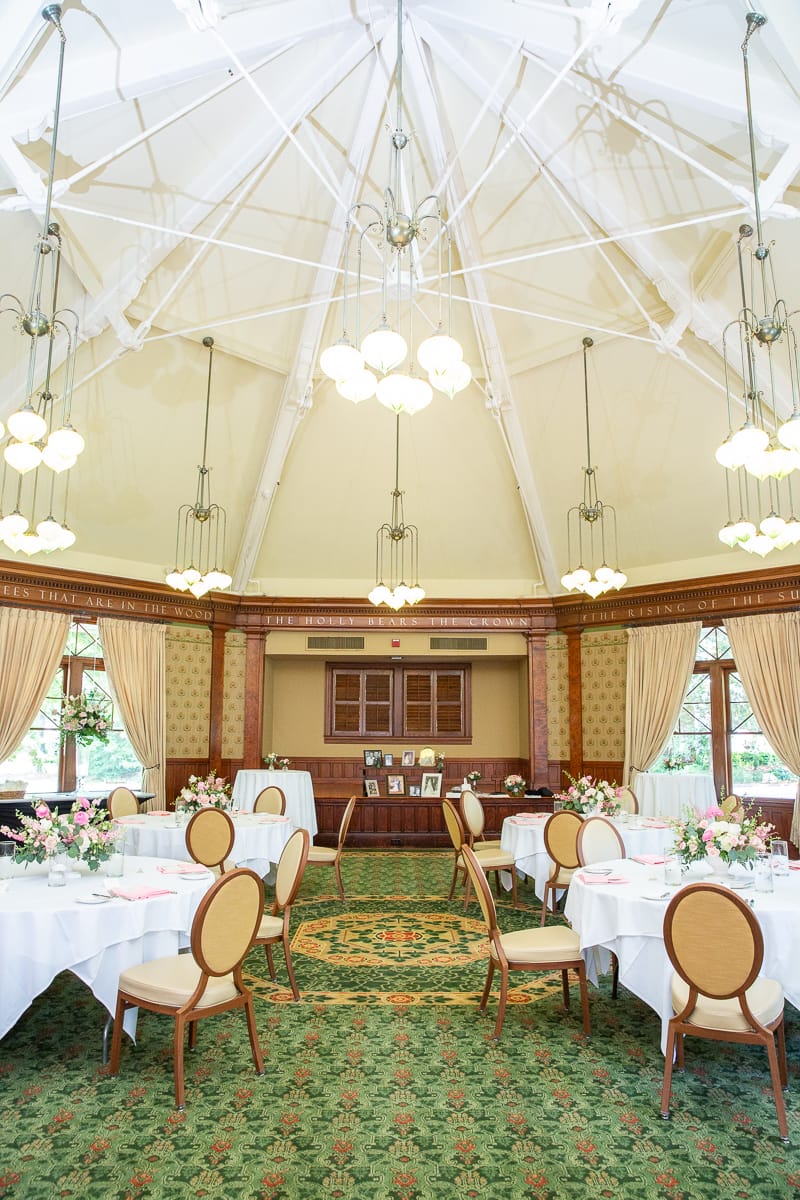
294, 910, 486, 968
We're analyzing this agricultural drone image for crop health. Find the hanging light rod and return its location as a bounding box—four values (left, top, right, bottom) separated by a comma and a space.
560, 337, 626, 598
715, 12, 800, 557
319, 0, 472, 413
165, 337, 232, 598
368, 413, 425, 609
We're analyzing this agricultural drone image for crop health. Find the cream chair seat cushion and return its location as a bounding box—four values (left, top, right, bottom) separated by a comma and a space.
257, 913, 284, 939
119, 955, 239, 1009
307, 845, 337, 864
475, 838, 503, 850
492, 926, 581, 965
550, 866, 576, 886
671, 974, 784, 1033
470, 848, 514, 870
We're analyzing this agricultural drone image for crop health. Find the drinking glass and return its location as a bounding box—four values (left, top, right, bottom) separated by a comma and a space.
552, 798, 564, 813
0, 840, 15, 879
770, 839, 789, 877
664, 856, 682, 886
754, 856, 774, 893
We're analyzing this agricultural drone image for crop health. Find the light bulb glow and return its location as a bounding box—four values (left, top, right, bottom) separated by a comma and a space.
165, 570, 190, 591
47, 424, 85, 459
760, 512, 786, 538
416, 333, 462, 375
4, 439, 42, 474
572, 566, 590, 587
368, 584, 391, 606
3, 511, 28, 537
429, 359, 472, 398
41, 443, 77, 473
361, 325, 407, 374
336, 368, 377, 404
7, 405, 46, 443
320, 340, 363, 382
718, 521, 739, 547
778, 412, 800, 453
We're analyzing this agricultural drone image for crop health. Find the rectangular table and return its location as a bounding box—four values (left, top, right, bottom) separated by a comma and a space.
232, 770, 317, 835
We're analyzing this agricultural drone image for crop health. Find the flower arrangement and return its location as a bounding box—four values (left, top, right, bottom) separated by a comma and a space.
557, 773, 621, 816
466, 771, 482, 786
0, 797, 119, 870
503, 774, 527, 798
435, 753, 445, 772
263, 753, 291, 770
59, 692, 111, 746
177, 771, 232, 812
671, 796, 774, 868
662, 746, 696, 772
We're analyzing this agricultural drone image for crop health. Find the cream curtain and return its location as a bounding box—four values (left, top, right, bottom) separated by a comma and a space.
726, 613, 800, 847
98, 619, 166, 810
0, 608, 70, 764
623, 621, 701, 787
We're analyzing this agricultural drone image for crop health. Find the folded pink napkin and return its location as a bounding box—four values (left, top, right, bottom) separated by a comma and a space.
508, 814, 546, 824
110, 885, 174, 901
148, 810, 172, 817
254, 814, 289, 823
789, 863, 800, 871
112, 816, 144, 824
632, 854, 667, 865
578, 873, 629, 885
156, 863, 209, 875
643, 820, 670, 829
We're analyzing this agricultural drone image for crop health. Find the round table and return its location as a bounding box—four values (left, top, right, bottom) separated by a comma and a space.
231, 769, 317, 835
500, 813, 675, 900
0, 855, 214, 1043
634, 773, 716, 819
116, 811, 295, 878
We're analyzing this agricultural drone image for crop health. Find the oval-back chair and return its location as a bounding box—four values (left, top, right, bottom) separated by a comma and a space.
255, 828, 310, 1000
541, 809, 583, 926
107, 786, 139, 819
305, 795, 357, 900
185, 807, 236, 874
253, 785, 286, 816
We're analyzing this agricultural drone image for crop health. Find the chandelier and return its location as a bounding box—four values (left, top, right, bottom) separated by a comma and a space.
165, 337, 232, 598
0, 5, 83, 556
716, 12, 800, 556
560, 337, 627, 599
318, 0, 471, 415
368, 414, 425, 609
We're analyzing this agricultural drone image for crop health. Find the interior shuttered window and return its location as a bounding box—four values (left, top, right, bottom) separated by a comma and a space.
326, 663, 470, 742
403, 668, 466, 738
329, 668, 393, 737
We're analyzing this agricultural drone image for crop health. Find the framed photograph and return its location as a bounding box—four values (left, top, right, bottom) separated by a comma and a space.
364, 778, 381, 798
401, 750, 415, 767
419, 747, 436, 766
383, 753, 394, 767
409, 784, 421, 797
387, 774, 405, 795
363, 749, 383, 768
421, 772, 442, 798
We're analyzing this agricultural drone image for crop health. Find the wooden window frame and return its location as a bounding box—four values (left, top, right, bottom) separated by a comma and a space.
325, 662, 472, 743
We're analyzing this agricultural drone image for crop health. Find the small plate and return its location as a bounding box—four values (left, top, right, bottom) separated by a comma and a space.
76, 894, 110, 905
641, 889, 669, 901
728, 878, 752, 890
583, 867, 612, 875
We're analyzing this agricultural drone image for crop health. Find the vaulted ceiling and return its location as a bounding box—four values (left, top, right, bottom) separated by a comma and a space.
0, 0, 799, 599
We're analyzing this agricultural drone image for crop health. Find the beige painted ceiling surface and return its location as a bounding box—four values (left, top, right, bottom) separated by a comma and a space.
0, 0, 799, 599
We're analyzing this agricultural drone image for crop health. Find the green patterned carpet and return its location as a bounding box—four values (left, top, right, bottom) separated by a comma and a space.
0, 851, 797, 1199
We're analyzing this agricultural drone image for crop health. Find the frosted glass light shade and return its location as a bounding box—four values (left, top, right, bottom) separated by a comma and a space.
4, 439, 42, 474
361, 325, 407, 374
743, 533, 774, 557
430, 359, 472, 398
36, 517, 63, 545
320, 340, 363, 382
595, 564, 615, 585
729, 420, 768, 464
3, 510, 28, 537
17, 531, 43, 556
368, 584, 391, 606
41, 443, 77, 473
57, 525, 76, 550
406, 585, 425, 604
402, 375, 433, 415
376, 372, 414, 414
778, 412, 800, 452
189, 578, 212, 599
718, 522, 739, 547
571, 566, 590, 587
181, 566, 201, 585
760, 512, 786, 538
583, 578, 605, 599
165, 569, 190, 591
416, 333, 462, 375
715, 435, 742, 470
560, 572, 575, 590
47, 424, 85, 459
7, 405, 46, 443
611, 570, 627, 590
336, 369, 377, 404
730, 518, 756, 543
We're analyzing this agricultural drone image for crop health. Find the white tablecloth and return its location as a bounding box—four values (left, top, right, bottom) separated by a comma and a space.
232, 770, 317, 835
0, 855, 214, 1043
117, 812, 294, 878
564, 859, 800, 1051
500, 814, 675, 900
634, 773, 716, 819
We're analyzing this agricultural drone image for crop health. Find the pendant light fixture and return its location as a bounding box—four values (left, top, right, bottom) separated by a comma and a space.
716, 12, 800, 555
165, 338, 232, 598
319, 0, 471, 414
368, 414, 425, 610
0, 5, 83, 555
560, 338, 627, 599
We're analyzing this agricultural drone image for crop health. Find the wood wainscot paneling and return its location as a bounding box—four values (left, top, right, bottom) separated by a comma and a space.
166, 758, 209, 810
744, 797, 797, 859
293, 757, 531, 802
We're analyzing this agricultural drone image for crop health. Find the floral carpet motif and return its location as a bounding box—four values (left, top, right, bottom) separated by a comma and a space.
0, 850, 797, 1199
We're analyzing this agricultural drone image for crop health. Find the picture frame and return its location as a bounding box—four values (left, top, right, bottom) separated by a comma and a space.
363, 749, 383, 768
383, 753, 394, 767
421, 772, 442, 798
387, 774, 405, 795
418, 747, 436, 766
401, 749, 415, 767
364, 778, 381, 798
409, 784, 421, 797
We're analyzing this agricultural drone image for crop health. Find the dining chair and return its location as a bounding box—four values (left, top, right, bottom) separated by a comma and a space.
107, 786, 139, 819
461, 844, 590, 1040
617, 786, 638, 815
185, 807, 236, 875
305, 795, 357, 900
459, 789, 502, 849
661, 882, 789, 1143
108, 867, 265, 1108
253, 785, 286, 816
576, 816, 624, 998
255, 828, 309, 1000
541, 809, 583, 926
442, 799, 518, 909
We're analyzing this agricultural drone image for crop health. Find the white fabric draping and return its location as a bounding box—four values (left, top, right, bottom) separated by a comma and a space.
623, 621, 701, 788
0, 608, 69, 763
726, 613, 800, 847
98, 619, 166, 810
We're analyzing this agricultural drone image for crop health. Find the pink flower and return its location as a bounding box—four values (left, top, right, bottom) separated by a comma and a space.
35, 804, 49, 819
74, 810, 90, 826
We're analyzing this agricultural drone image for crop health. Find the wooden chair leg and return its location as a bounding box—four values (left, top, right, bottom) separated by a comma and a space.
479, 959, 495, 1014
510, 869, 518, 908
493, 965, 510, 1039
265, 944, 277, 982
765, 1031, 791, 1143
776, 1018, 789, 1089
244, 994, 265, 1077
611, 952, 619, 1000
660, 1024, 677, 1119
334, 860, 345, 901
540, 884, 550, 926
108, 993, 127, 1076
283, 938, 301, 1002
173, 1015, 187, 1109
188, 1020, 198, 1050
577, 962, 591, 1036
447, 858, 458, 900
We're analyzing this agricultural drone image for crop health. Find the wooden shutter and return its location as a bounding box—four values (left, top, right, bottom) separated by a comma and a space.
329, 667, 394, 737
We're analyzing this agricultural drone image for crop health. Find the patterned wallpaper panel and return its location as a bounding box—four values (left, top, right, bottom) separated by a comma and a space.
165, 626, 211, 758
546, 634, 569, 761
581, 629, 627, 762
222, 630, 245, 760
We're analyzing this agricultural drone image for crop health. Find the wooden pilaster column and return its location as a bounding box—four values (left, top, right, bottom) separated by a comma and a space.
243, 627, 268, 769
566, 627, 584, 779
208, 620, 232, 768
526, 630, 550, 788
